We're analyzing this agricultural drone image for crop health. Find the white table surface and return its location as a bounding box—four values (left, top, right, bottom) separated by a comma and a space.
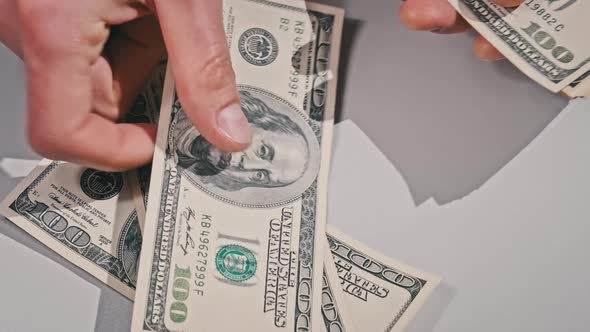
0, 0, 573, 331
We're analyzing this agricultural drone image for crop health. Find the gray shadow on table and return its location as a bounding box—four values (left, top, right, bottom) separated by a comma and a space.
405, 282, 456, 332
94, 290, 133, 332
417, 36, 567, 205
336, 17, 568, 206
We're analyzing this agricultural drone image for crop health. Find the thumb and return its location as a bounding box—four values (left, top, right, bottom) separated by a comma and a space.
152, 0, 251, 152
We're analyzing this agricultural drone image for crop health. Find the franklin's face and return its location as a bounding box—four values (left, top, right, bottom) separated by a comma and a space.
191, 125, 308, 190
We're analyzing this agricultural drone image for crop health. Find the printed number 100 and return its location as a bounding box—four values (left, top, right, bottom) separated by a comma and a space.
170, 265, 191, 323
522, 21, 574, 63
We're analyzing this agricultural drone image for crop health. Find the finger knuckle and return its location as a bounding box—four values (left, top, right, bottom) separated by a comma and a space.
197, 44, 236, 91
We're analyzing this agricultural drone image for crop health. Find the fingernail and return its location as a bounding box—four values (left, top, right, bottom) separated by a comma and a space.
430, 27, 442, 33
217, 104, 251, 144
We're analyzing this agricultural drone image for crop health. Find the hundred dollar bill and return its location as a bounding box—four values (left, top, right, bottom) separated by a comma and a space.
127, 84, 355, 332
131, 176, 355, 332
131, 172, 354, 332
129, 132, 353, 332
0, 160, 143, 299
448, 0, 590, 92
130, 1, 343, 331
326, 226, 440, 332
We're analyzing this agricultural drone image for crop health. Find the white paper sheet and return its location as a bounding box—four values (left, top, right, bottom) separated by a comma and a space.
0, 158, 42, 178
0, 232, 100, 332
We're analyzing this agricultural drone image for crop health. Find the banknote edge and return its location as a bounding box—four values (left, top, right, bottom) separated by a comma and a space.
323, 238, 357, 331
130, 64, 177, 332
304, 1, 345, 330
326, 225, 441, 332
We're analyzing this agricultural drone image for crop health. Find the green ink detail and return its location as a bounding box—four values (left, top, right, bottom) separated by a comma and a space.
215, 245, 257, 282
169, 302, 188, 323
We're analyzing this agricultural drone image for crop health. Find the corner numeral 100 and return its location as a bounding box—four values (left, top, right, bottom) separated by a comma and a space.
170, 265, 191, 323
522, 21, 574, 63
28, 201, 91, 247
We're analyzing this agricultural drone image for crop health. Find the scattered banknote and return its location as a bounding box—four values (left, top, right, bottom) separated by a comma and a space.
448, 0, 590, 96
130, 1, 344, 331
0, 160, 142, 299
326, 226, 440, 332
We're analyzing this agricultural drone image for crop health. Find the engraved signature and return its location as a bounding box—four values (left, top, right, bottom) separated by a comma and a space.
48, 193, 97, 227
179, 206, 196, 256
48, 192, 64, 204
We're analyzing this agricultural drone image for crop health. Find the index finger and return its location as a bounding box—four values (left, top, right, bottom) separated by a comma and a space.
19, 0, 156, 170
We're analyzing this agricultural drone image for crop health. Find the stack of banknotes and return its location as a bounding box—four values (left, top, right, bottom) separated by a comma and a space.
0, 1, 442, 331
450, 0, 590, 98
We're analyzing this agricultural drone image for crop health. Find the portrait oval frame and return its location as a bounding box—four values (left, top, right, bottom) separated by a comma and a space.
173, 85, 321, 208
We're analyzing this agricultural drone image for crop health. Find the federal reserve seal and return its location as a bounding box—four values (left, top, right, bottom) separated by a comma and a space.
215, 245, 257, 282
80, 169, 124, 200
238, 28, 278, 66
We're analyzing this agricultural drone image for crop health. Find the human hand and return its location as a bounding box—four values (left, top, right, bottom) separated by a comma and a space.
400, 0, 524, 61
0, 0, 251, 171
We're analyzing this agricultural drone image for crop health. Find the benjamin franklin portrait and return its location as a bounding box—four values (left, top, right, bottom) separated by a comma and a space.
171, 88, 321, 207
